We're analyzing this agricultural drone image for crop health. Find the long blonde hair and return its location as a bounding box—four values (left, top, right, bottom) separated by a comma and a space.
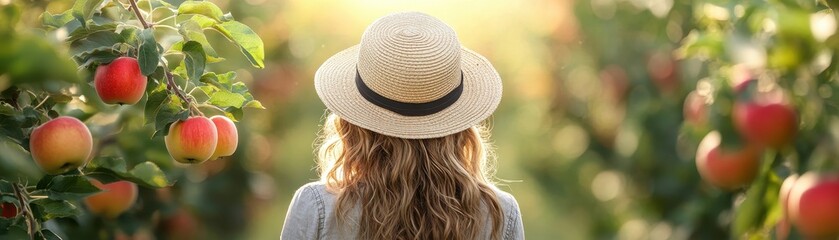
316, 114, 503, 240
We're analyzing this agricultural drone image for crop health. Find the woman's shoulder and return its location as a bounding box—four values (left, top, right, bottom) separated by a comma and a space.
296, 181, 328, 193
293, 181, 335, 203
490, 186, 525, 240
491, 186, 521, 213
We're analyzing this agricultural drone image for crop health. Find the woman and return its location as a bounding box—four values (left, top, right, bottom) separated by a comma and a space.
281, 12, 524, 240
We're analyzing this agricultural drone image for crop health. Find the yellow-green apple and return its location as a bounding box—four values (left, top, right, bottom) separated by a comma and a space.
787, 173, 839, 239
780, 175, 799, 217
210, 116, 238, 160
695, 131, 762, 190
84, 179, 138, 219
29, 116, 92, 174
165, 116, 218, 163
94, 57, 147, 105
1, 202, 16, 218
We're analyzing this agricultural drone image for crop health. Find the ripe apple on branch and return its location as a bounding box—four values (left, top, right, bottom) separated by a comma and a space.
0, 0, 265, 238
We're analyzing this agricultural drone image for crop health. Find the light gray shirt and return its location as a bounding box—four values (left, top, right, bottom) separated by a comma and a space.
281, 182, 525, 240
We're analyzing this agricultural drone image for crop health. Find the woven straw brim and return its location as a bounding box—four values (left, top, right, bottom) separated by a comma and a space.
315, 45, 502, 139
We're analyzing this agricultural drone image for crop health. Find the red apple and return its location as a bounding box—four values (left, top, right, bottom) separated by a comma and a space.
647, 51, 679, 94
29, 116, 93, 174
161, 209, 200, 240
684, 91, 708, 125
733, 101, 797, 149
84, 179, 138, 219
94, 57, 148, 105
695, 131, 762, 190
732, 80, 797, 149
165, 116, 218, 163
1, 202, 16, 218
209, 116, 238, 160
787, 173, 839, 239
599, 65, 629, 101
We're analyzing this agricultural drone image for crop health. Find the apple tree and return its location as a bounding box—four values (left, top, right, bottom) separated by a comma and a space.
542, 0, 839, 238
0, 0, 264, 239
680, 0, 839, 238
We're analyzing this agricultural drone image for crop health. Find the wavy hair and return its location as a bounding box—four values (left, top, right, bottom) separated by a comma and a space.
316, 114, 503, 240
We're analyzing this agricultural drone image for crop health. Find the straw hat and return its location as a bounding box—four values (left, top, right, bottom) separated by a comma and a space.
314, 12, 502, 139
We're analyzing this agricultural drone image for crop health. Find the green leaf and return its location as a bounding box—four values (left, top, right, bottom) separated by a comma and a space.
41, 10, 74, 29
33, 175, 100, 201
182, 41, 206, 82
35, 174, 56, 190
153, 94, 189, 138
0, 194, 15, 204
0, 226, 28, 239
228, 107, 243, 121
75, 47, 121, 70
0, 217, 16, 235
144, 83, 168, 125
86, 156, 128, 174
676, 31, 725, 59
128, 162, 171, 188
138, 28, 160, 76
0, 117, 25, 147
36, 229, 61, 240
0, 180, 13, 196
209, 91, 246, 108
85, 158, 173, 188
213, 21, 265, 68
71, 0, 106, 27
189, 15, 217, 28
177, 19, 221, 61
244, 100, 265, 109
0, 102, 14, 115
84, 156, 130, 183
66, 23, 117, 42
49, 93, 73, 104
199, 71, 236, 91
20, 107, 42, 128
231, 82, 256, 101
177, 1, 225, 22
68, 25, 125, 58
29, 198, 80, 221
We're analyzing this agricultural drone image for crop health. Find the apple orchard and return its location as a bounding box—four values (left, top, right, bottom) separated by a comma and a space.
0, 0, 263, 239
3, 0, 839, 239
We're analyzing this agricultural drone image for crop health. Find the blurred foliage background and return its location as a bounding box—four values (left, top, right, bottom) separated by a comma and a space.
2, 0, 837, 239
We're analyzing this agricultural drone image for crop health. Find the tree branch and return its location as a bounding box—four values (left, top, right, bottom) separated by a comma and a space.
127, 0, 151, 29
162, 62, 204, 116
12, 183, 36, 240
128, 0, 201, 116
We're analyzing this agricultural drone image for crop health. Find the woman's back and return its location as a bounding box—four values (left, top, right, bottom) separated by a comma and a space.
282, 11, 523, 240
281, 182, 523, 240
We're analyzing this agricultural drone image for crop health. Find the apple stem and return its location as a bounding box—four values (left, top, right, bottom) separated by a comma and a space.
12, 183, 38, 240
128, 0, 203, 117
